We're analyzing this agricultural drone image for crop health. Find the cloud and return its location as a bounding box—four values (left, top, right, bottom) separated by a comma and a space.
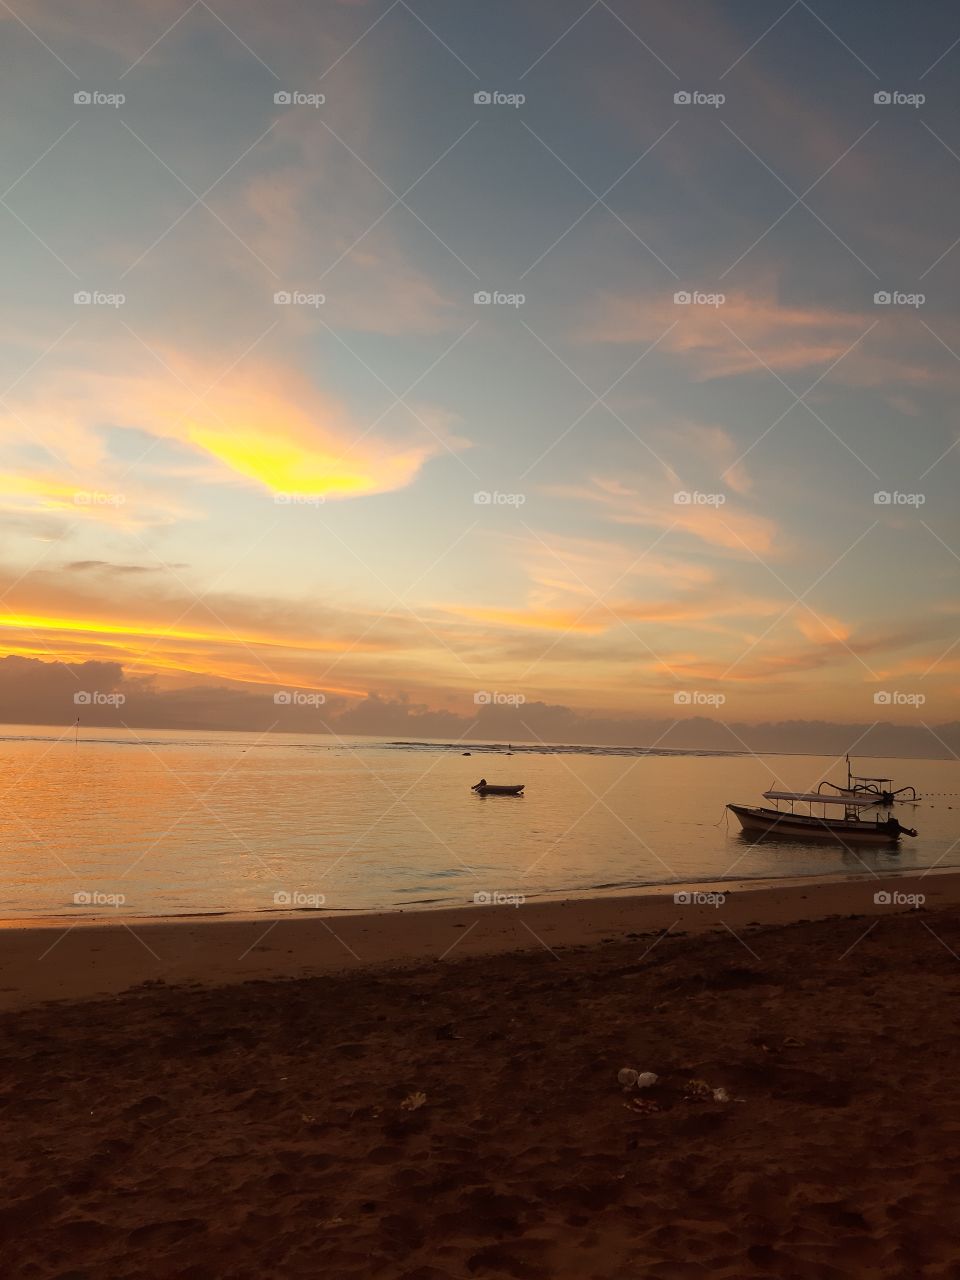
576, 284, 954, 393
1, 654, 955, 758
0, 343, 459, 516
578, 288, 869, 379
548, 477, 779, 556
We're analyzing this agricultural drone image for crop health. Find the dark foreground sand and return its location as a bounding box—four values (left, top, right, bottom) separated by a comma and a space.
3, 876, 960, 1278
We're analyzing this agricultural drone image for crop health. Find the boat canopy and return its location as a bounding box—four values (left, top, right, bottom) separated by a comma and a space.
763, 789, 880, 807
850, 775, 893, 783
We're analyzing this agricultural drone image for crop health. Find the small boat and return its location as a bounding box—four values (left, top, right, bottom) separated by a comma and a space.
471, 778, 524, 796
817, 755, 920, 804
728, 790, 917, 844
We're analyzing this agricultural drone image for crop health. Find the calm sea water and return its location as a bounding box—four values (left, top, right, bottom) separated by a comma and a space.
0, 726, 956, 921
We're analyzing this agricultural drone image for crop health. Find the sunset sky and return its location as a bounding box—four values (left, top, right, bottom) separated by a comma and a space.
1, 0, 958, 737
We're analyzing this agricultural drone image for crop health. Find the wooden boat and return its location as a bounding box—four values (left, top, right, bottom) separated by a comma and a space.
471, 779, 524, 796
817, 755, 920, 804
727, 790, 917, 844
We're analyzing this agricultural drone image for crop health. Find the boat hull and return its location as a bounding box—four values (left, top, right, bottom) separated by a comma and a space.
472, 784, 524, 796
727, 804, 903, 844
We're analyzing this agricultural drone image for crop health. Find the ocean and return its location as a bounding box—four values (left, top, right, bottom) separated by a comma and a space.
0, 726, 955, 921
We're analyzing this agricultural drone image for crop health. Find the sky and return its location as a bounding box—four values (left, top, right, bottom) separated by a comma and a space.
0, 0, 958, 745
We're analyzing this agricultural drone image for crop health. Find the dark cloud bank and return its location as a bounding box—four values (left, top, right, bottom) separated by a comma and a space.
0, 655, 956, 759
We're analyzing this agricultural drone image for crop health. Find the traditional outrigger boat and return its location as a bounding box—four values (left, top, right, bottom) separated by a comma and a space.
471, 779, 524, 796
817, 755, 920, 805
727, 790, 917, 844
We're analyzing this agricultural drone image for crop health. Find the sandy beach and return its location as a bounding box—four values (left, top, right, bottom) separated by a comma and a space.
3, 871, 960, 1277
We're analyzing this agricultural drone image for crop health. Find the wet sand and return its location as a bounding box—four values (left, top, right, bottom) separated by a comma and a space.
3, 871, 960, 1277
0, 868, 958, 1010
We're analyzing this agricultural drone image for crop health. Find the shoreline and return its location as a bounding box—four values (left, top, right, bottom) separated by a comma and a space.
1, 866, 958, 1011
3, 860, 959, 932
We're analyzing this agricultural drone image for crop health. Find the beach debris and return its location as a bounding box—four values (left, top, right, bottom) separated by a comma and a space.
400, 1091, 427, 1112
625, 1097, 661, 1116
683, 1079, 731, 1104
617, 1068, 658, 1091
683, 1079, 713, 1102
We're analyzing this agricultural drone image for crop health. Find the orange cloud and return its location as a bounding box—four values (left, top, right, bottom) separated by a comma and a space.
548, 479, 779, 557
1, 346, 458, 513
578, 289, 868, 379
445, 605, 609, 634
